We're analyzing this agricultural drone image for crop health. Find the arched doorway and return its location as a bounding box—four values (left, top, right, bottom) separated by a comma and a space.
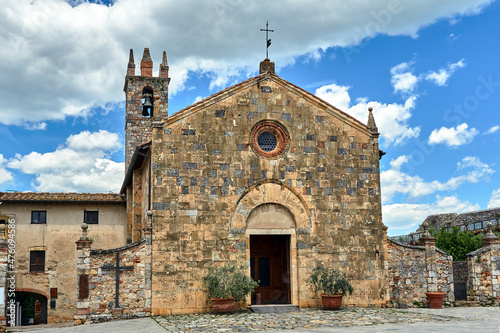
13, 291, 47, 326
247, 203, 295, 305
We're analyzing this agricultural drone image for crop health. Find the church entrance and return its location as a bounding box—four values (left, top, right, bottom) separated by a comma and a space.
250, 235, 290, 305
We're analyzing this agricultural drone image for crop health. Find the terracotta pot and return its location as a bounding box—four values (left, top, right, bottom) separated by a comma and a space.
426, 292, 446, 309
211, 298, 235, 313
321, 294, 343, 310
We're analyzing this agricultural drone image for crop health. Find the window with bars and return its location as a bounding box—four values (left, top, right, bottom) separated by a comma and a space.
84, 211, 99, 224
257, 132, 277, 152
31, 211, 47, 224
30, 251, 45, 273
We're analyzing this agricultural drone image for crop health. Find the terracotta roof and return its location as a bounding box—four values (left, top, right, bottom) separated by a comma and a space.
0, 192, 125, 203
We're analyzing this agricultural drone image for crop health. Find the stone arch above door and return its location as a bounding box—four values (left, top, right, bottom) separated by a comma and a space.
247, 203, 295, 230
230, 180, 313, 235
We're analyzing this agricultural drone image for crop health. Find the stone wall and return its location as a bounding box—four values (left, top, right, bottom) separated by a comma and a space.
149, 72, 386, 314
75, 235, 151, 324
386, 239, 454, 307
466, 243, 500, 304
422, 207, 500, 232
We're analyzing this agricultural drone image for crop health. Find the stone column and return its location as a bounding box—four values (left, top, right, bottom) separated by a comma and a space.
75, 225, 93, 325
421, 222, 438, 292
0, 224, 8, 332
34, 300, 41, 325
143, 211, 153, 316
481, 222, 499, 300
483, 222, 499, 247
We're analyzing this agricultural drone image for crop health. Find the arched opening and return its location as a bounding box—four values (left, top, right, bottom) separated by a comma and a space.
13, 291, 47, 326
247, 204, 295, 305
141, 86, 154, 117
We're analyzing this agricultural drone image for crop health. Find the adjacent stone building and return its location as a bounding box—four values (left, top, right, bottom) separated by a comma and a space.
422, 207, 500, 233
121, 48, 388, 314
0, 192, 126, 324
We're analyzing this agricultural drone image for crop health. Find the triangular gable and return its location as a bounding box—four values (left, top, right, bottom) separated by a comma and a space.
165, 73, 372, 136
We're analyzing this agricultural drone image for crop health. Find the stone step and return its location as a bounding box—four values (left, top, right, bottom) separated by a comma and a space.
250, 304, 300, 313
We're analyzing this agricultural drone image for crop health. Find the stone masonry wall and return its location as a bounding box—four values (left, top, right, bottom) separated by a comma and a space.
387, 239, 454, 307
150, 73, 386, 314
80, 240, 150, 322
124, 73, 169, 169
422, 207, 500, 232
467, 243, 500, 304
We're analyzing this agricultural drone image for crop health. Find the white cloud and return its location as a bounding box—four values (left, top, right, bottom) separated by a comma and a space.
7, 130, 124, 192
315, 83, 420, 146
315, 84, 351, 111
428, 123, 479, 146
488, 189, 500, 208
381, 155, 494, 203
390, 62, 418, 94
0, 154, 14, 186
66, 130, 121, 152
424, 59, 466, 86
24, 122, 47, 131
384, 195, 480, 235
0, 0, 494, 125
485, 125, 499, 134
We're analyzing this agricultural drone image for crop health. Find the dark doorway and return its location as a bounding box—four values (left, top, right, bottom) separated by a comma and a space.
453, 261, 468, 301
13, 292, 47, 326
250, 235, 290, 304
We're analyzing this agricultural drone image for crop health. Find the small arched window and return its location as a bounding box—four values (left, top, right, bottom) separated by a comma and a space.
141, 87, 154, 117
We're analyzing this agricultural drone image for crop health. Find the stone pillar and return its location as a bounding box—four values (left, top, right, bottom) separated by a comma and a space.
382, 225, 390, 306
34, 300, 41, 325
75, 225, 93, 325
0, 224, 8, 332
483, 222, 499, 247
143, 211, 153, 315
421, 222, 438, 292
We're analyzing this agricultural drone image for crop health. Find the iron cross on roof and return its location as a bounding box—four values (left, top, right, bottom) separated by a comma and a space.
101, 251, 134, 309
260, 21, 274, 59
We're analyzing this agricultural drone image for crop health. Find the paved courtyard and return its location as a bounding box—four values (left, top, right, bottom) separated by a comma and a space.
9, 307, 500, 333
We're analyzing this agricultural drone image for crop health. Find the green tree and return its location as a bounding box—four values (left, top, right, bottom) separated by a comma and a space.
433, 226, 483, 261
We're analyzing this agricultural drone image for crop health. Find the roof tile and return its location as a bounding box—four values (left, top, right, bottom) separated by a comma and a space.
0, 192, 125, 203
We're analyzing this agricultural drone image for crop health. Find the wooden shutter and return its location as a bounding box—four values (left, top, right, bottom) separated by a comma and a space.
30, 251, 45, 273
78, 274, 89, 299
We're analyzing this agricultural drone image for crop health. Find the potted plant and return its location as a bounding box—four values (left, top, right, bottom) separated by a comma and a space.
306, 263, 354, 310
202, 264, 259, 313
426, 291, 446, 309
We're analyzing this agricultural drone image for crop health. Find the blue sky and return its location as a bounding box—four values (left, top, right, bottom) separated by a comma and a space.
0, 0, 499, 235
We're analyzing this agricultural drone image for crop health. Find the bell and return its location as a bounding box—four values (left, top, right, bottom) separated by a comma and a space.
142, 93, 153, 116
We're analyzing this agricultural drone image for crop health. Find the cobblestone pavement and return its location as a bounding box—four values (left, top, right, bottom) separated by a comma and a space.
153, 307, 475, 332
9, 307, 500, 333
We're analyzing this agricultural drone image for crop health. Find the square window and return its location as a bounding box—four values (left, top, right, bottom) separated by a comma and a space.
31, 211, 46, 224
30, 251, 45, 273
84, 211, 98, 224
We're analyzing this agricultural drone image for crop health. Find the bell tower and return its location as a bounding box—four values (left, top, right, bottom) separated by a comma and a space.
124, 48, 170, 169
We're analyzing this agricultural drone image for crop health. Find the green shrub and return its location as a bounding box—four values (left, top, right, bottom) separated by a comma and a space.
202, 264, 258, 302
433, 226, 483, 261
306, 263, 354, 296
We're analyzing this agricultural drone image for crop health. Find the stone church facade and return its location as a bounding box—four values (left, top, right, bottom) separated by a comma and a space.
0, 48, 472, 328
121, 48, 387, 315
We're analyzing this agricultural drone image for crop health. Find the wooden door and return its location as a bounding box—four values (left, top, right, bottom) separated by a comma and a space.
250, 235, 290, 304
